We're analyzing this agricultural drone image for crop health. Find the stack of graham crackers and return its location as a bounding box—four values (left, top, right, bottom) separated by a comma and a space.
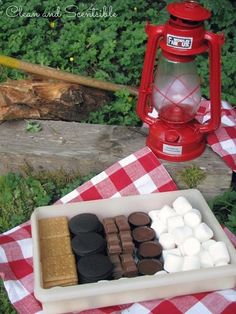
39, 216, 78, 288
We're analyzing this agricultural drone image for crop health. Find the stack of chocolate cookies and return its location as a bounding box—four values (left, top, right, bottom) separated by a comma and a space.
69, 213, 113, 283
128, 212, 163, 275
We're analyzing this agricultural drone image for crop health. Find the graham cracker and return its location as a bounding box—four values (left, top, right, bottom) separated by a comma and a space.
42, 254, 77, 284
40, 236, 72, 259
43, 279, 78, 289
39, 216, 69, 239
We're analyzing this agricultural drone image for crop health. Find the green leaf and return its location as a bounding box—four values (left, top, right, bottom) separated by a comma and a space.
209, 189, 236, 233
26, 121, 42, 133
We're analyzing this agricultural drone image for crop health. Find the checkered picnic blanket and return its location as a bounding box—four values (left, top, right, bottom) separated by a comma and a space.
196, 100, 236, 171
1, 146, 236, 314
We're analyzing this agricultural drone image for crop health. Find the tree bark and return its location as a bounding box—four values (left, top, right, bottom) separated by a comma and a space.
0, 79, 112, 121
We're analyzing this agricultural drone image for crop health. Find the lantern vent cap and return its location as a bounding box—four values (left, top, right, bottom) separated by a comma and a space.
167, 1, 211, 22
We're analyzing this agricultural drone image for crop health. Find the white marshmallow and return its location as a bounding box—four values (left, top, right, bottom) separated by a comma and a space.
154, 270, 168, 276
172, 225, 193, 245
151, 220, 168, 238
98, 280, 109, 282
215, 261, 229, 267
167, 215, 185, 233
162, 248, 182, 260
179, 244, 186, 256
202, 239, 216, 251
199, 249, 214, 268
182, 237, 201, 256
172, 196, 192, 215
184, 209, 202, 228
159, 233, 175, 250
164, 254, 184, 273
159, 205, 176, 224
208, 241, 230, 264
182, 255, 200, 271
194, 223, 213, 242
148, 209, 161, 221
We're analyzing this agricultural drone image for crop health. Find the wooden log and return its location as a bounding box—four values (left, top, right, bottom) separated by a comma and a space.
0, 80, 111, 121
0, 120, 232, 200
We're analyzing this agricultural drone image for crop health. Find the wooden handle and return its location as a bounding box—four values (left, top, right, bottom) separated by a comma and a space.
0, 55, 138, 95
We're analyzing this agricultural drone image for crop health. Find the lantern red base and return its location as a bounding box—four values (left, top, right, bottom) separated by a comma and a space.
146, 120, 205, 162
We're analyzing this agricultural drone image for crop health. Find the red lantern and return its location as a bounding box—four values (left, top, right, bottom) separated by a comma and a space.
137, 0, 225, 161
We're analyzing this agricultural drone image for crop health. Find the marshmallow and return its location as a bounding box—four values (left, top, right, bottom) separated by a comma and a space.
179, 244, 186, 256
194, 223, 213, 242
199, 249, 214, 268
159, 205, 176, 225
202, 239, 216, 251
164, 254, 184, 273
182, 237, 201, 256
208, 241, 230, 264
154, 270, 168, 276
151, 220, 168, 238
172, 196, 192, 215
182, 255, 200, 271
159, 233, 175, 250
184, 209, 202, 228
215, 261, 228, 267
162, 248, 182, 260
167, 215, 185, 233
148, 210, 161, 221
98, 280, 109, 283
172, 225, 193, 245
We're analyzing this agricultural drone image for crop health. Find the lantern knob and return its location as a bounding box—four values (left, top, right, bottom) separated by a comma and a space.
165, 130, 180, 143
167, 1, 211, 22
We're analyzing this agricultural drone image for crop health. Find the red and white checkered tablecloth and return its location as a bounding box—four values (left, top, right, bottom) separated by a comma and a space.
0, 146, 236, 314
196, 100, 236, 171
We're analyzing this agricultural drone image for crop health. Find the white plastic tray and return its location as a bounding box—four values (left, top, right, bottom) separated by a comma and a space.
31, 189, 236, 314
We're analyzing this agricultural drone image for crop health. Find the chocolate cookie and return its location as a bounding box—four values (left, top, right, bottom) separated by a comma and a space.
69, 213, 103, 235
138, 241, 162, 259
138, 259, 163, 275
77, 254, 113, 283
71, 232, 106, 257
132, 226, 155, 245
128, 212, 151, 228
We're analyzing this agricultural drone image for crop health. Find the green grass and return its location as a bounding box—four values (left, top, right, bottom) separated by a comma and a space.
177, 165, 207, 189
0, 169, 94, 313
0, 169, 94, 233
209, 189, 236, 234
0, 281, 16, 314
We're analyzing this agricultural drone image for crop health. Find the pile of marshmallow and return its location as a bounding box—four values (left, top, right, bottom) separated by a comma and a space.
149, 196, 230, 273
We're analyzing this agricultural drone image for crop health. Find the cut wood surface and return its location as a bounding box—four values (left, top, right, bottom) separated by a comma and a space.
0, 120, 232, 200
0, 80, 111, 121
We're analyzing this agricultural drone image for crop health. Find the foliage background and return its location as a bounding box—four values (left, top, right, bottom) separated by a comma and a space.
0, 0, 235, 125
